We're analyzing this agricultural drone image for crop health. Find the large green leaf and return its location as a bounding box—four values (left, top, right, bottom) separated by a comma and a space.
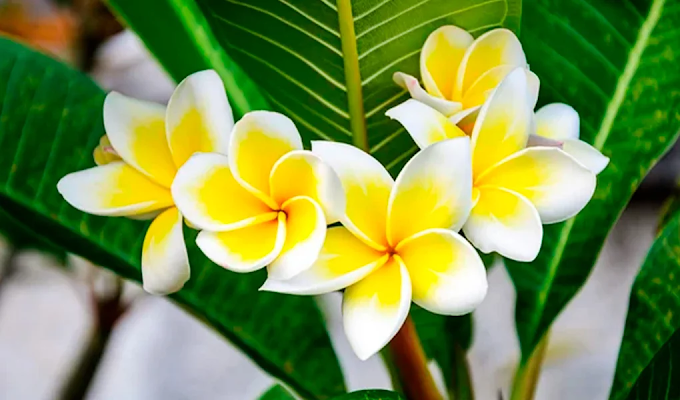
334, 390, 405, 400
105, 0, 269, 116
194, 0, 520, 172
259, 384, 297, 400
0, 38, 344, 399
609, 209, 680, 400
505, 0, 680, 362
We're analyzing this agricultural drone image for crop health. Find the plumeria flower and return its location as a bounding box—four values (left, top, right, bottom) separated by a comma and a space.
170, 111, 344, 280
393, 25, 538, 124
531, 103, 609, 174
261, 137, 487, 360
387, 68, 598, 262
58, 70, 233, 294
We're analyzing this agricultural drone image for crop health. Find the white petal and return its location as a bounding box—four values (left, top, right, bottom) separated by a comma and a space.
312, 141, 393, 251
57, 162, 173, 217
260, 226, 388, 295
141, 207, 189, 294
171, 153, 272, 231
267, 196, 326, 280
562, 139, 609, 175
103, 92, 176, 187
269, 150, 345, 224
463, 187, 542, 262
534, 103, 580, 140
420, 25, 473, 99
397, 228, 487, 315
166, 70, 233, 167
196, 213, 286, 273
476, 147, 596, 224
393, 72, 463, 116
343, 256, 411, 360
229, 111, 303, 206
386, 99, 466, 149
387, 137, 472, 246
470, 68, 533, 178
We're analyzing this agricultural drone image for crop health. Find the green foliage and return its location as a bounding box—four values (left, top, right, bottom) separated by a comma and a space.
609, 210, 680, 400
505, 0, 680, 362
105, 0, 269, 117
259, 384, 297, 400
333, 390, 405, 400
0, 38, 344, 399
193, 0, 520, 171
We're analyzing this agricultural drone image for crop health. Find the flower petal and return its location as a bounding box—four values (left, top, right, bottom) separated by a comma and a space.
269, 150, 345, 223
386, 99, 466, 149
534, 103, 580, 140
387, 137, 472, 246
476, 147, 596, 224
57, 162, 173, 217
562, 139, 609, 175
312, 141, 392, 251
455, 28, 527, 100
393, 72, 463, 116
471, 68, 533, 178
171, 153, 272, 231
166, 70, 233, 168
267, 196, 326, 280
397, 228, 487, 315
260, 226, 388, 295
196, 212, 286, 273
461, 64, 516, 109
463, 186, 542, 262
420, 25, 473, 99
229, 111, 303, 206
343, 256, 411, 360
103, 92, 176, 187
141, 207, 189, 294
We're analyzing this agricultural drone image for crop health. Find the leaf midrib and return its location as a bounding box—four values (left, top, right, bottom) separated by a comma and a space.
523, 0, 666, 357
337, 0, 368, 151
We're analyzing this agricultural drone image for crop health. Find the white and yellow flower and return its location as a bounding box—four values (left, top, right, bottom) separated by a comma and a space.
393, 25, 538, 124
387, 68, 597, 262
532, 103, 609, 174
261, 137, 487, 360
170, 111, 344, 280
58, 70, 233, 294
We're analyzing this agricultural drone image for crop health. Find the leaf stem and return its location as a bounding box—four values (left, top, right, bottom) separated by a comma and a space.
509, 332, 549, 400
388, 316, 443, 400
336, 0, 368, 151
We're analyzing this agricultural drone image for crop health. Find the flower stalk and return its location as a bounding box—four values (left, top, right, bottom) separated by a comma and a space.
388, 316, 442, 400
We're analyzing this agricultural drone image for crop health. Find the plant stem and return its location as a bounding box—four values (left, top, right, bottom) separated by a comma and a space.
388, 316, 443, 400
58, 278, 125, 400
509, 333, 549, 400
450, 343, 474, 400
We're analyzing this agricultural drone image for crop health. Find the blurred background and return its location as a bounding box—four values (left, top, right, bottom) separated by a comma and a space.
0, 0, 677, 398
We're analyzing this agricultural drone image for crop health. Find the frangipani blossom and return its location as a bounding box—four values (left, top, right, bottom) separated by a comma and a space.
262, 138, 487, 360
58, 70, 233, 294
532, 103, 610, 175
388, 68, 597, 262
393, 25, 538, 123
171, 111, 344, 280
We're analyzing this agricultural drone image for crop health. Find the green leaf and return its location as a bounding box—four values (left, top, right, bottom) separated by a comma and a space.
194, 0, 520, 169
506, 0, 680, 362
609, 210, 680, 400
105, 0, 269, 116
333, 390, 405, 400
259, 384, 297, 400
0, 38, 344, 399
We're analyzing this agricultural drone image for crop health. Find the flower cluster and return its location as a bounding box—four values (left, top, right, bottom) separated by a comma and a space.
57, 26, 607, 360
